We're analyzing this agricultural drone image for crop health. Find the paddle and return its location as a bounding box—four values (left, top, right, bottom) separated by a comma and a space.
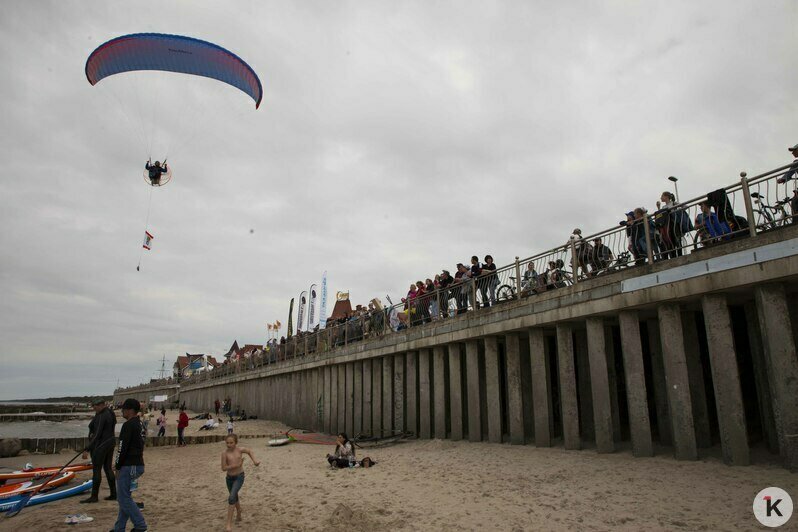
4, 448, 86, 518
4, 431, 115, 519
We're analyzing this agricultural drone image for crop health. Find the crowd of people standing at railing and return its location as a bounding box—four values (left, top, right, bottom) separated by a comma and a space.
177, 146, 798, 384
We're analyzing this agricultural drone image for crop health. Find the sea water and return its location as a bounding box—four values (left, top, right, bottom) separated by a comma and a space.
0, 419, 125, 439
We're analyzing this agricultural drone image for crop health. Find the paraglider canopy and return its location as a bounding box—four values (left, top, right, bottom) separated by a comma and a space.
85, 33, 263, 108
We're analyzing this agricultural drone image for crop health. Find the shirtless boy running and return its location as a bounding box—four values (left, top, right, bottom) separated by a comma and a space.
220, 434, 260, 531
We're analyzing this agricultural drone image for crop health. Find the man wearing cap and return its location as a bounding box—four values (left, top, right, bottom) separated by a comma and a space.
113, 398, 147, 532
80, 399, 117, 503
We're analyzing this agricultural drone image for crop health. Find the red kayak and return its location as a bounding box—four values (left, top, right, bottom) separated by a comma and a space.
283, 430, 337, 445
0, 471, 75, 499
0, 463, 91, 482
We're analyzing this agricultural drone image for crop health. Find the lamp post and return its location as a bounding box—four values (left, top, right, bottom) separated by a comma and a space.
668, 175, 679, 203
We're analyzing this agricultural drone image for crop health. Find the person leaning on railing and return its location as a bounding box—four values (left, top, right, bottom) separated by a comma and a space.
590, 237, 613, 273
695, 200, 731, 245
453, 263, 471, 314
481, 255, 499, 306
438, 269, 454, 318
520, 261, 540, 296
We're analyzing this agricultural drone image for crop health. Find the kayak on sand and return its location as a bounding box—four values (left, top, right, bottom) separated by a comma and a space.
0, 463, 92, 482
0, 471, 76, 499
0, 480, 93, 512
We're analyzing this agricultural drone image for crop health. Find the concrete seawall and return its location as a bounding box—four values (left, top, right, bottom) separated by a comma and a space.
118, 225, 798, 471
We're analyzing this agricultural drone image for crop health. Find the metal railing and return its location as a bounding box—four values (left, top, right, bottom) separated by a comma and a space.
169, 160, 797, 388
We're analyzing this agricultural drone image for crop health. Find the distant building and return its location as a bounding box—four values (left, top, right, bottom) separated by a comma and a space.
329, 292, 353, 322
173, 353, 218, 379
223, 341, 240, 361
238, 344, 263, 359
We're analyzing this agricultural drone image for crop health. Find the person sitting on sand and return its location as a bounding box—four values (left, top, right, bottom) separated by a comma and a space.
221, 433, 260, 532
199, 417, 217, 431
326, 432, 356, 468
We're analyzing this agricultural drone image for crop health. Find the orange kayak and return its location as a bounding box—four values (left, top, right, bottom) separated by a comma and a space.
0, 463, 92, 482
0, 471, 75, 498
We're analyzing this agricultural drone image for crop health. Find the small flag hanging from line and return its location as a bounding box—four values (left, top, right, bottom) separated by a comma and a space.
143, 231, 154, 250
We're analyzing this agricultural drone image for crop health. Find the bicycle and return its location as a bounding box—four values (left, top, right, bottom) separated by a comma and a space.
496, 278, 517, 302
751, 192, 791, 230
594, 251, 633, 276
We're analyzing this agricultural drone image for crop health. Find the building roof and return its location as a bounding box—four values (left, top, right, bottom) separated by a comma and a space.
329, 299, 353, 321
239, 344, 262, 358
224, 340, 240, 359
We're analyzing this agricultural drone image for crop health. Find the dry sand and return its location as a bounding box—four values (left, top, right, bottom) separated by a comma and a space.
1, 417, 796, 531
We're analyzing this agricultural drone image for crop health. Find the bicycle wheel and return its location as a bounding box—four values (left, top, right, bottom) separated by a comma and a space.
754, 209, 774, 231
496, 285, 515, 301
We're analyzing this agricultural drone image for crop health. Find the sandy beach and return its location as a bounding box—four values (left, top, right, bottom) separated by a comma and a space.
1, 414, 796, 531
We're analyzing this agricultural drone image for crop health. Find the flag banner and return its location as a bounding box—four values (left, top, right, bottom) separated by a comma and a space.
297, 291, 307, 332
142, 231, 154, 250
319, 271, 328, 328
308, 284, 317, 329
287, 298, 294, 338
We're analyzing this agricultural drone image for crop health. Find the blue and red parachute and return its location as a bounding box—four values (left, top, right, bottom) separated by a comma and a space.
85, 33, 263, 108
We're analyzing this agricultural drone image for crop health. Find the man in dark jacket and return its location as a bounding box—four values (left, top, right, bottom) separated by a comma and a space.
113, 398, 147, 532
145, 159, 168, 186
80, 398, 117, 503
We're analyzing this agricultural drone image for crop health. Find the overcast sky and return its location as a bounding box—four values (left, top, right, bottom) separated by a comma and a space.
0, 1, 795, 399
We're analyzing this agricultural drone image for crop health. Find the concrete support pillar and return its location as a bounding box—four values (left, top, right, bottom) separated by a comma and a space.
337, 365, 346, 435
448, 345, 464, 441
406, 352, 418, 438
353, 361, 363, 437
505, 333, 525, 444
646, 319, 672, 446
484, 336, 503, 443
382, 356, 393, 438
755, 285, 798, 471
362, 360, 372, 437
529, 328, 552, 447
418, 349, 432, 439
372, 358, 383, 437
618, 311, 653, 457
658, 304, 698, 460
329, 365, 338, 434
433, 346, 447, 439
394, 353, 405, 434
743, 301, 778, 453
586, 318, 615, 453
701, 294, 749, 465
681, 311, 712, 449
574, 329, 594, 443
604, 326, 622, 443
324, 366, 332, 434
465, 340, 482, 442
345, 363, 354, 437
556, 323, 580, 450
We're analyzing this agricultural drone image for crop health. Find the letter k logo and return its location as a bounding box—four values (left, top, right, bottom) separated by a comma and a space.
765, 496, 783, 517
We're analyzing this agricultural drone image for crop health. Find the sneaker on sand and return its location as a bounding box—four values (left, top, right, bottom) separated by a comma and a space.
65, 514, 94, 524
